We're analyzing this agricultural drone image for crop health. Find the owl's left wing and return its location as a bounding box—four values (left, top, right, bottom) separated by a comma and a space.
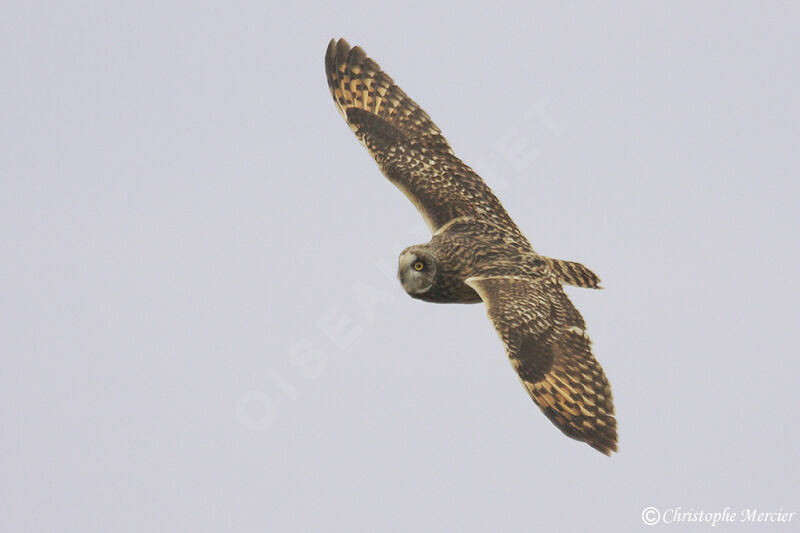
465, 275, 618, 455
325, 38, 522, 237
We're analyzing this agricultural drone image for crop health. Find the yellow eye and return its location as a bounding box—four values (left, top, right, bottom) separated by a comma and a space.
413, 261, 424, 271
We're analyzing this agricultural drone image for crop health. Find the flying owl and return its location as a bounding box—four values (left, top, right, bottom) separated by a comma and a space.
325, 38, 617, 455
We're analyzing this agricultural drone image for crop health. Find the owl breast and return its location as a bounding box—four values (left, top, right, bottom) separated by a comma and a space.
409, 273, 482, 304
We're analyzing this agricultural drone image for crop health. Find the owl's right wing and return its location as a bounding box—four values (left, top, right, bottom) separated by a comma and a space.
325, 38, 521, 237
465, 274, 618, 455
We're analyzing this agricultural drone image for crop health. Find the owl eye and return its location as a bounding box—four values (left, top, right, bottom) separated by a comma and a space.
413, 261, 424, 271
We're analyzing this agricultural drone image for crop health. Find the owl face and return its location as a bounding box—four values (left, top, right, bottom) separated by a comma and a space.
398, 248, 438, 295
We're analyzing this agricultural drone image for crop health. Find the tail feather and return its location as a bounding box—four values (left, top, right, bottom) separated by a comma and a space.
547, 258, 602, 289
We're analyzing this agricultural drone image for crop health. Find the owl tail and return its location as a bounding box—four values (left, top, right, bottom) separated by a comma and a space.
546, 258, 602, 289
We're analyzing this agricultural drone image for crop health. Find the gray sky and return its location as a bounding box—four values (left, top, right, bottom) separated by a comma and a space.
2, 2, 799, 531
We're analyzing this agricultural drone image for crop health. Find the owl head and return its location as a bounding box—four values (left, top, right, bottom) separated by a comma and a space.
398, 247, 438, 296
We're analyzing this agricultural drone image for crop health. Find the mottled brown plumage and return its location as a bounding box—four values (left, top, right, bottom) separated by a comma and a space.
325, 38, 617, 455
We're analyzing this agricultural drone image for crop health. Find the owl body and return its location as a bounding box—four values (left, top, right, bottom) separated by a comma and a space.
326, 39, 618, 455
399, 221, 547, 304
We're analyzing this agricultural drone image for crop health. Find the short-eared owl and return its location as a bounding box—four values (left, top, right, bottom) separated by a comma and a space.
325, 39, 617, 455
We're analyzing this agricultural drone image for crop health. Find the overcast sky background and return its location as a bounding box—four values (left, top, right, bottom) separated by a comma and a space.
2, 2, 799, 531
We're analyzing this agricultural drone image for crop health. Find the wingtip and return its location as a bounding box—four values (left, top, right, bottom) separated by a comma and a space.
326, 38, 364, 78
326, 37, 349, 59
325, 39, 336, 74
335, 37, 352, 62
590, 434, 618, 456
590, 442, 616, 456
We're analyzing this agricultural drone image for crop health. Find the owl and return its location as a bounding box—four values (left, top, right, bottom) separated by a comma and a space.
325, 39, 617, 455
